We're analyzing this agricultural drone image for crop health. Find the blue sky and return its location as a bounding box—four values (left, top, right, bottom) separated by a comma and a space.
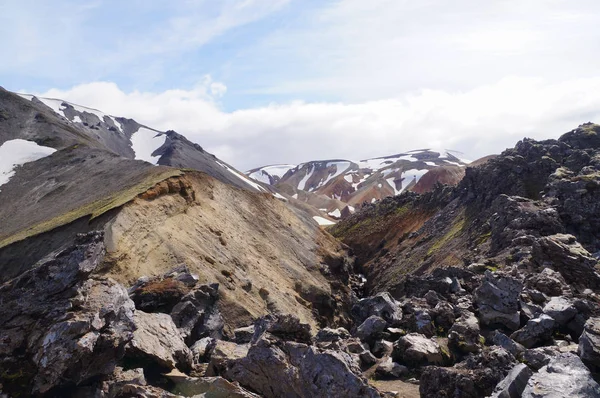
3, 0, 600, 170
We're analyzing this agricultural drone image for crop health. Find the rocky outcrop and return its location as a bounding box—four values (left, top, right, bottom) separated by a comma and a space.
510, 314, 556, 348
0, 232, 136, 396
224, 337, 380, 398
474, 271, 522, 330
522, 353, 600, 397
489, 363, 533, 398
419, 347, 516, 398
578, 317, 600, 368
531, 234, 600, 289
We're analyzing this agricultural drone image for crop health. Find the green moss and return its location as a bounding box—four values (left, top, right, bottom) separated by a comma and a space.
426, 217, 466, 257
0, 169, 183, 249
485, 265, 499, 272
479, 335, 486, 345
475, 231, 491, 246
394, 203, 412, 216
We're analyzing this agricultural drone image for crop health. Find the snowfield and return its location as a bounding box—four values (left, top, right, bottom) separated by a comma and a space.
130, 127, 166, 164
0, 139, 56, 190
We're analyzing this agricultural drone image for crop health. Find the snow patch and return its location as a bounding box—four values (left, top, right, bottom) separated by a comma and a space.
321, 161, 351, 187
425, 161, 436, 167
0, 139, 56, 191
130, 127, 166, 164
298, 165, 314, 191
273, 192, 287, 201
328, 208, 341, 218
313, 216, 336, 226
217, 160, 267, 192
344, 175, 353, 183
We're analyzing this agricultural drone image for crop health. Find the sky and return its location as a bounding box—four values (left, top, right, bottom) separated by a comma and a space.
2, 0, 600, 170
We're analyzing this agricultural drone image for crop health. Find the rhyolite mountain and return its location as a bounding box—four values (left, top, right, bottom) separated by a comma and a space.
247, 150, 470, 222
1, 85, 600, 398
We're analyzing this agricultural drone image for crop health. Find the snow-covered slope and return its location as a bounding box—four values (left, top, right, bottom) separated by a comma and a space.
8, 90, 267, 193
0, 139, 56, 191
247, 149, 470, 220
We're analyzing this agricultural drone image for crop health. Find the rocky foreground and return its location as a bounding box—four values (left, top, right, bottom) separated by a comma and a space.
2, 124, 600, 398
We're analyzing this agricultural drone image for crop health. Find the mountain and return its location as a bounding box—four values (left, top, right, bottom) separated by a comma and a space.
1, 84, 600, 398
3, 89, 267, 193
247, 150, 470, 222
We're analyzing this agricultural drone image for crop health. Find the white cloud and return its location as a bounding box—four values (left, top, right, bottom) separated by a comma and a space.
36, 76, 600, 171
239, 0, 600, 100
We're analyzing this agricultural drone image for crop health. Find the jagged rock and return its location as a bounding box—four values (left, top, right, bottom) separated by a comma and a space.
252, 314, 313, 345
448, 312, 483, 354
510, 314, 555, 348
224, 338, 381, 398
129, 276, 192, 313
474, 271, 522, 330
542, 296, 577, 325
372, 340, 394, 358
425, 290, 441, 306
433, 301, 456, 332
392, 333, 445, 367
170, 283, 222, 342
127, 311, 193, 372
207, 340, 249, 376
191, 337, 215, 364
356, 315, 388, 342
522, 353, 600, 397
489, 363, 533, 398
399, 298, 436, 337
0, 232, 137, 396
165, 370, 260, 397
342, 338, 370, 354
234, 325, 255, 344
520, 300, 543, 323
107, 384, 179, 397
578, 317, 600, 368
531, 234, 600, 289
523, 346, 560, 371
528, 268, 569, 297
490, 330, 525, 358
316, 327, 351, 342
359, 350, 378, 366
352, 292, 403, 326
419, 347, 516, 398
375, 357, 408, 379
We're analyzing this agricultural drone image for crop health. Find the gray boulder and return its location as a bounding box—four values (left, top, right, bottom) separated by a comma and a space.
489, 363, 533, 398
127, 311, 193, 372
522, 353, 600, 397
419, 347, 516, 398
528, 268, 569, 297
510, 314, 555, 348
355, 315, 387, 342
474, 271, 522, 330
578, 317, 600, 367
190, 337, 215, 364
375, 357, 408, 379
233, 325, 256, 344
170, 283, 223, 342
448, 312, 483, 354
352, 292, 402, 326
224, 338, 381, 398
315, 327, 351, 343
490, 330, 525, 358
393, 333, 445, 367
542, 296, 577, 326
